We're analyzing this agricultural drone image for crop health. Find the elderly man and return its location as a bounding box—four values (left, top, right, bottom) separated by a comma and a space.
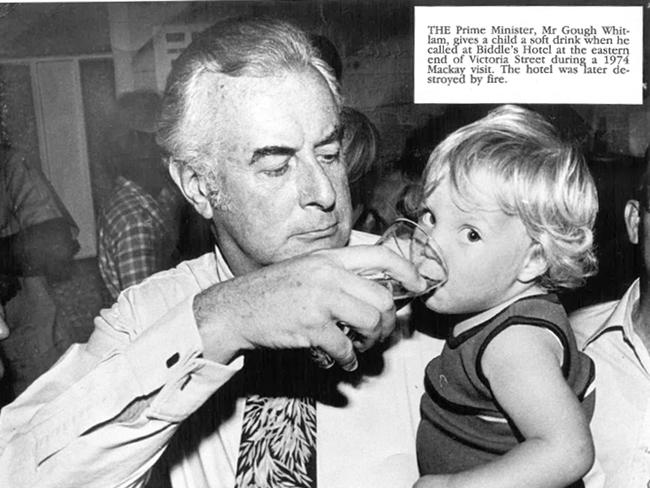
570, 155, 650, 487
0, 18, 442, 488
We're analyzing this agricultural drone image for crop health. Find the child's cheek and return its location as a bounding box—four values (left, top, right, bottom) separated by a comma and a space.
422, 288, 448, 313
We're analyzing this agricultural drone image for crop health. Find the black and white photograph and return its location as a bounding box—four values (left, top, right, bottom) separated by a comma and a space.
0, 1, 647, 487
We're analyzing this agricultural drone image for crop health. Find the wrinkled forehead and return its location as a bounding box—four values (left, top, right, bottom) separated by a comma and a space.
183, 68, 339, 159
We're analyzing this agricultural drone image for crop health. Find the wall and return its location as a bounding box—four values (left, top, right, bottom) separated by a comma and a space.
104, 1, 447, 164
106, 1, 648, 165
107, 3, 187, 93
1, 2, 645, 168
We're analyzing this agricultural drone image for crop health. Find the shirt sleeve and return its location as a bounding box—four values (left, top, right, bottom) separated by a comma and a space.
4, 152, 65, 229
0, 262, 243, 488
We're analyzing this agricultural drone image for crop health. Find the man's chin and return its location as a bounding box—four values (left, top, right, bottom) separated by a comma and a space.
306, 234, 348, 252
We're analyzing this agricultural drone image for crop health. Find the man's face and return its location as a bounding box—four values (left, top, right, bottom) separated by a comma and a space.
197, 68, 352, 273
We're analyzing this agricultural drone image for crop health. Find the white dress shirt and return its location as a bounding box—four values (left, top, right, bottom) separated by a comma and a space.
0, 230, 444, 488
571, 279, 650, 488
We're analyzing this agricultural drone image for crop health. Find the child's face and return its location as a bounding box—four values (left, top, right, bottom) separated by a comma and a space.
420, 174, 537, 315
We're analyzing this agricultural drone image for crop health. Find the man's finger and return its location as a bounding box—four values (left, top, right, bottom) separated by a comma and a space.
322, 245, 427, 294
326, 292, 387, 348
334, 271, 394, 315
312, 321, 359, 372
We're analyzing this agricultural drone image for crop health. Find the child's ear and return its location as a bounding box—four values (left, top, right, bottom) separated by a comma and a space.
518, 243, 548, 283
624, 199, 640, 245
168, 160, 214, 219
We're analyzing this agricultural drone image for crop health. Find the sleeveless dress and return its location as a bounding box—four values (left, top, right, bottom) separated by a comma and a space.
417, 294, 595, 487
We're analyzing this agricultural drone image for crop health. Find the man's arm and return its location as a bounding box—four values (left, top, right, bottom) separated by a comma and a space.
0, 246, 424, 487
193, 245, 426, 370
0, 258, 236, 487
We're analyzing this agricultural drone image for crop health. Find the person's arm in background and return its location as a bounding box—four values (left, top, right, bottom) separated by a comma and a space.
0, 151, 79, 381
0, 218, 79, 278
0, 151, 79, 302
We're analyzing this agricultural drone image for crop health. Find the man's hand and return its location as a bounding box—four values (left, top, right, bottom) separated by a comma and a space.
193, 245, 426, 371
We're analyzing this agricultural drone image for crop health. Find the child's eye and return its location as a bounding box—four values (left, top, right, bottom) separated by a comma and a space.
464, 229, 481, 242
420, 210, 436, 228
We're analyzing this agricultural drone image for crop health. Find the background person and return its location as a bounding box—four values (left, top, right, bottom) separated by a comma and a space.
0, 146, 79, 399
339, 106, 384, 232
570, 151, 650, 487
98, 90, 182, 300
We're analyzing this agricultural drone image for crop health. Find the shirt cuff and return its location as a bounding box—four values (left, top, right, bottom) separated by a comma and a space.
122, 295, 243, 421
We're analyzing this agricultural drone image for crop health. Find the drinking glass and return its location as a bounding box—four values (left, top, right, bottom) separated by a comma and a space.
310, 218, 448, 368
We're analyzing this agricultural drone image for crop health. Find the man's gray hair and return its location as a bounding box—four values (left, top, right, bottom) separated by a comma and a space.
157, 17, 342, 171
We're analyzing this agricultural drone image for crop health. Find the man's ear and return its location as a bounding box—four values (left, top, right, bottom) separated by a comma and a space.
168, 160, 214, 219
518, 243, 548, 284
624, 199, 641, 245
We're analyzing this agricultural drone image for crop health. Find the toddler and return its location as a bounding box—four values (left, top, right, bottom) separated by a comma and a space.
415, 105, 600, 488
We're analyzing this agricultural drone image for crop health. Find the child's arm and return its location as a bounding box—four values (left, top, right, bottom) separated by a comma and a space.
414, 325, 594, 488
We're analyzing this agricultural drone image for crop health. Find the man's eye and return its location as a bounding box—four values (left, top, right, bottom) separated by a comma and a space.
465, 229, 481, 242
318, 151, 340, 165
262, 164, 290, 177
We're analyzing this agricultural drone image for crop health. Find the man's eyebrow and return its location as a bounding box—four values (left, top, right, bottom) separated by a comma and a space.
250, 146, 295, 165
315, 124, 343, 148
249, 125, 343, 165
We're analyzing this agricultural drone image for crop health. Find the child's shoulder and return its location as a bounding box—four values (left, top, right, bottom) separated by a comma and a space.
487, 293, 571, 342
451, 294, 565, 346
501, 293, 567, 324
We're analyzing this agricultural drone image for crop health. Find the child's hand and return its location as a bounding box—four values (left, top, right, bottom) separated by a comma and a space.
413, 474, 454, 488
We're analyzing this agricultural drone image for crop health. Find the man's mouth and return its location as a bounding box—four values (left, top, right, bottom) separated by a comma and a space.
295, 223, 339, 239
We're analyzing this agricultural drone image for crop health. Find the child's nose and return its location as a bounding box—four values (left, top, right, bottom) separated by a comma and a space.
419, 228, 448, 284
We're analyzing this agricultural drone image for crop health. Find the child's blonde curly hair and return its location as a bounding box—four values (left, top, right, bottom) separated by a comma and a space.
422, 104, 598, 290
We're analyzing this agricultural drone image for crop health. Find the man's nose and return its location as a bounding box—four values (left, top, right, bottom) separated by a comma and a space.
297, 156, 337, 211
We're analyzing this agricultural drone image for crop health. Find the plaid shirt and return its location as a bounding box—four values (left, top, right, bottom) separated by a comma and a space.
98, 177, 177, 300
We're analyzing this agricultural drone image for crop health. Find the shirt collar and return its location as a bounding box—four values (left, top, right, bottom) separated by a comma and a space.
583, 278, 639, 346
213, 243, 235, 282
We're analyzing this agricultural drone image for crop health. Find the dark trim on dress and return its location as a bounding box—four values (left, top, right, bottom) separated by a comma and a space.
475, 316, 571, 392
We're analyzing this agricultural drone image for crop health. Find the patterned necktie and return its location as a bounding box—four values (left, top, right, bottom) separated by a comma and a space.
234, 350, 317, 488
